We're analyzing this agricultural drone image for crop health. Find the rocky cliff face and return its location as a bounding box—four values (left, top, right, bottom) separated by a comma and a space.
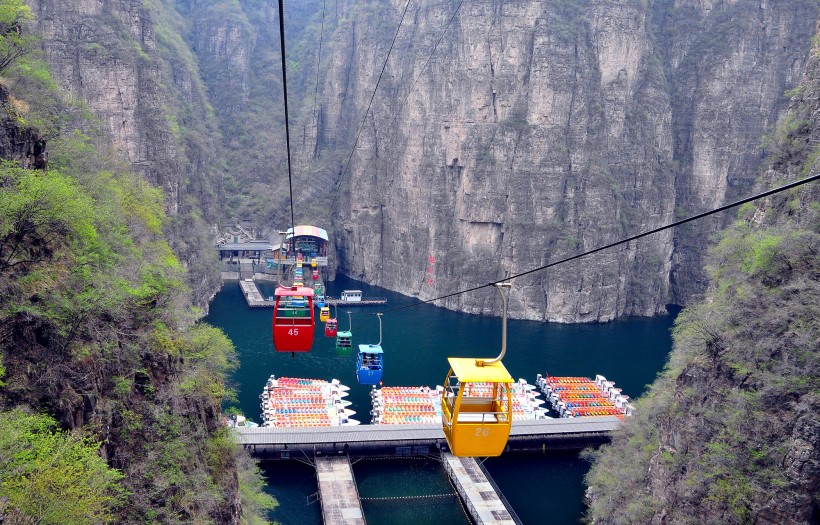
314, 0, 817, 321
584, 24, 820, 523
0, 85, 47, 169
24, 0, 818, 323
26, 0, 223, 306
178, 0, 335, 235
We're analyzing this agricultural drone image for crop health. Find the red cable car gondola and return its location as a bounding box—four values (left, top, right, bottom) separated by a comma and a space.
272, 286, 315, 352
325, 304, 338, 337
325, 318, 337, 337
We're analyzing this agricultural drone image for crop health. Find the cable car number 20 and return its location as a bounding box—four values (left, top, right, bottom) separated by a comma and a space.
474, 427, 490, 437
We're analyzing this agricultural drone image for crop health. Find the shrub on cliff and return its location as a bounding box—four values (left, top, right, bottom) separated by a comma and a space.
0, 0, 35, 74
584, 186, 819, 524
0, 409, 127, 524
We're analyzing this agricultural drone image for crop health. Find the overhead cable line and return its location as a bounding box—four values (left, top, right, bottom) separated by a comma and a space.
382, 173, 820, 315
387, 0, 466, 130
299, 0, 328, 188
338, 0, 413, 182
306, 0, 327, 167
277, 0, 296, 231
311, 0, 327, 132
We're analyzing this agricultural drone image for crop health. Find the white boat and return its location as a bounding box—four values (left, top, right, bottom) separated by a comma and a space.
226, 414, 259, 428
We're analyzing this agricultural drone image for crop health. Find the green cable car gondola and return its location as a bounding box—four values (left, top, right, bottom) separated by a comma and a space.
335, 311, 353, 355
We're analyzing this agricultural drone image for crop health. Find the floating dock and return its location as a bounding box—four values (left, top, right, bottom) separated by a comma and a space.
236, 416, 621, 456
442, 453, 518, 524
326, 297, 387, 306
312, 452, 519, 525
316, 456, 366, 525
239, 283, 386, 308
239, 279, 275, 308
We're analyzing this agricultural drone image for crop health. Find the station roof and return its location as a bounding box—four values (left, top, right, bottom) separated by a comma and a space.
286, 225, 329, 241
447, 357, 513, 383
216, 242, 274, 251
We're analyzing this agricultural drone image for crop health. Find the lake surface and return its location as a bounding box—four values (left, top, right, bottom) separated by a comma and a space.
204, 274, 678, 524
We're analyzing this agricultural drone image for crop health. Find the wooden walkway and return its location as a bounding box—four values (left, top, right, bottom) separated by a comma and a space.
239, 280, 274, 308
442, 453, 517, 524
316, 456, 366, 525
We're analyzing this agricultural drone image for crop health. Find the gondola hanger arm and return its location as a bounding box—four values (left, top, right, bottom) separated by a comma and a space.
477, 282, 511, 366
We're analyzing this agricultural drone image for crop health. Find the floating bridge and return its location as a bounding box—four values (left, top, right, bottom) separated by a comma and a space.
237, 415, 620, 524
235, 416, 620, 456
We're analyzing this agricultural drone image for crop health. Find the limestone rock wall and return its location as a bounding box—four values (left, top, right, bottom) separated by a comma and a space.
26, 0, 224, 306
318, 0, 817, 321
23, 0, 819, 323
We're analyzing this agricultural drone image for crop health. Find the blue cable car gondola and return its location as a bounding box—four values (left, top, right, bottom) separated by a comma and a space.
356, 313, 383, 385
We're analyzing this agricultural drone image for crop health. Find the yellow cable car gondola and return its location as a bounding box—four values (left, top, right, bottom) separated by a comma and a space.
319, 306, 330, 322
441, 283, 514, 457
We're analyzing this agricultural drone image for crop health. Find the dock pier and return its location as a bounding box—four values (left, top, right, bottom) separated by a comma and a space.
235, 417, 620, 457
240, 420, 620, 523
442, 453, 519, 524
315, 456, 366, 525
238, 279, 275, 308
325, 298, 387, 307
237, 280, 388, 309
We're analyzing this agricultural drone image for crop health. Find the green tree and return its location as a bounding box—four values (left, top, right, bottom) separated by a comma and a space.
0, 409, 127, 524
0, 0, 35, 73
0, 162, 98, 296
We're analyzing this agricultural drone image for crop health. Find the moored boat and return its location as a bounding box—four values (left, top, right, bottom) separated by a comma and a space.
259, 375, 358, 427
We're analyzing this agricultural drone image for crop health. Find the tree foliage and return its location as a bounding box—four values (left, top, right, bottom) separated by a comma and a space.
0, 21, 275, 523
586, 195, 819, 524
0, 161, 97, 275
0, 409, 126, 524
0, 0, 35, 74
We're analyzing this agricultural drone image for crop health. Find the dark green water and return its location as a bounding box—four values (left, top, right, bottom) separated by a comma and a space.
204, 274, 678, 524
354, 458, 472, 525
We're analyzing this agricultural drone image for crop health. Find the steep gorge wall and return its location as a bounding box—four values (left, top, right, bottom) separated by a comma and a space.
26, 0, 224, 305
316, 0, 817, 321
177, 0, 338, 236
28, 0, 817, 323
585, 24, 820, 522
